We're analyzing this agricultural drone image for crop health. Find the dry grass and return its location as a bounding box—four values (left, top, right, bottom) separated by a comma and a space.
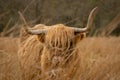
0, 38, 20, 80
0, 37, 18, 54
0, 37, 120, 80
78, 37, 120, 80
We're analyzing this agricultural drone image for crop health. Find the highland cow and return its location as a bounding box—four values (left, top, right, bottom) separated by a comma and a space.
18, 7, 98, 80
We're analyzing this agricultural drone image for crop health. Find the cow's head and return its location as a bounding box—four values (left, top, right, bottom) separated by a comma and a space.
19, 7, 98, 51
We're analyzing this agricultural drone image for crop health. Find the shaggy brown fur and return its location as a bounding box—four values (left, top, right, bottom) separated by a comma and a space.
18, 24, 85, 80
18, 24, 46, 80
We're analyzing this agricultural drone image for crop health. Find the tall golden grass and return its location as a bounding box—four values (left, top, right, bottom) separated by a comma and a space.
0, 37, 120, 80
0, 38, 18, 53
0, 38, 20, 80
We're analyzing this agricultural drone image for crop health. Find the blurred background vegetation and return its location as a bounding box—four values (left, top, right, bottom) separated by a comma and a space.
0, 0, 120, 37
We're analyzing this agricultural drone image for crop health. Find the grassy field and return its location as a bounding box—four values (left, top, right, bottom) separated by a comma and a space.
0, 38, 20, 80
0, 37, 120, 80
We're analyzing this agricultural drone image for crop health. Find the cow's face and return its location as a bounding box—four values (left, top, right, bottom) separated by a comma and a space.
37, 24, 86, 49
36, 24, 86, 68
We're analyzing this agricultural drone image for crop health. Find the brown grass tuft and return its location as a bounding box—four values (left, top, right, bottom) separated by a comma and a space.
0, 38, 20, 80
0, 37, 18, 54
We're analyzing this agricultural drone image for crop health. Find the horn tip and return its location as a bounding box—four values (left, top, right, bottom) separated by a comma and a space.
93, 7, 98, 12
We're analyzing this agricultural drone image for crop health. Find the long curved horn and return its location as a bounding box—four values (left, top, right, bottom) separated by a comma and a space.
73, 7, 98, 33
18, 11, 47, 34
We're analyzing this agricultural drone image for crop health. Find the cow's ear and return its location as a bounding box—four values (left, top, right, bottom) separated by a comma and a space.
37, 33, 45, 43
74, 32, 86, 44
